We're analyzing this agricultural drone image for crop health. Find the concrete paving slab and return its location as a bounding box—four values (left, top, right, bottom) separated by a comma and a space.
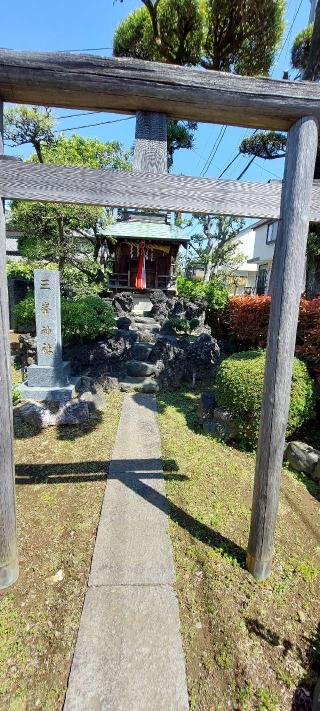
64, 393, 189, 711
64, 585, 189, 711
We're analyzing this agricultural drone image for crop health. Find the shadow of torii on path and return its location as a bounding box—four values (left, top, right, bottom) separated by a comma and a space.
15, 457, 246, 568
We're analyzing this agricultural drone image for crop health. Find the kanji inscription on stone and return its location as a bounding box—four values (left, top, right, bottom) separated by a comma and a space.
34, 269, 62, 366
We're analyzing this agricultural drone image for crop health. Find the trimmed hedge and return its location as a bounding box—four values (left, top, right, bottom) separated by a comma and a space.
207, 295, 320, 382
14, 294, 115, 344
214, 350, 315, 449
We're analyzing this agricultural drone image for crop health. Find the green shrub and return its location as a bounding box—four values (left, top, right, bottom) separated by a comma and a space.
12, 386, 21, 405
6, 260, 34, 281
214, 350, 315, 449
14, 293, 35, 331
177, 276, 228, 310
166, 316, 199, 335
61, 296, 115, 343
14, 294, 115, 344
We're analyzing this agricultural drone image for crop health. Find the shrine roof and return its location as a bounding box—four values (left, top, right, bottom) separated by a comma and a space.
104, 220, 189, 242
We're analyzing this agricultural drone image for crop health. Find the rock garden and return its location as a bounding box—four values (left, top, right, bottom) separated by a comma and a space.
7, 276, 320, 711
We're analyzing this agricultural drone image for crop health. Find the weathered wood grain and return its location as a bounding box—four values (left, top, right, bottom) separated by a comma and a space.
133, 112, 167, 173
1, 50, 320, 130
247, 116, 319, 581
0, 101, 18, 589
1, 157, 320, 221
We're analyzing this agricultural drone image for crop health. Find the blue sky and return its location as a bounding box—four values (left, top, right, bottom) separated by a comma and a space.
1, 0, 312, 185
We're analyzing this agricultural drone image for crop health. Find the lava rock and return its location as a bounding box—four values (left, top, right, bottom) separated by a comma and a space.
56, 400, 89, 426
16, 400, 56, 428
80, 390, 105, 418
197, 391, 217, 423
98, 375, 119, 392
117, 316, 132, 330
126, 360, 156, 377
112, 292, 134, 315
284, 441, 320, 476
18, 333, 36, 369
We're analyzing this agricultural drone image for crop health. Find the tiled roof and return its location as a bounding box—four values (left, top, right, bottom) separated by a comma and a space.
104, 221, 189, 242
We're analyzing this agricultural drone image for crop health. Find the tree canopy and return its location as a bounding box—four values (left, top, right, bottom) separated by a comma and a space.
114, 0, 284, 169
7, 107, 131, 294
114, 0, 285, 75
185, 214, 245, 284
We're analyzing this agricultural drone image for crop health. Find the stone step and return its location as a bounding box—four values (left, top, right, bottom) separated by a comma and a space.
132, 343, 153, 361
133, 316, 157, 325
126, 360, 156, 378
133, 323, 161, 334
132, 310, 152, 317
119, 376, 159, 393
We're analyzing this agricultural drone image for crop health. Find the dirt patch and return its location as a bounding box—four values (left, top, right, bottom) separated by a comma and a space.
0, 391, 123, 711
157, 389, 320, 711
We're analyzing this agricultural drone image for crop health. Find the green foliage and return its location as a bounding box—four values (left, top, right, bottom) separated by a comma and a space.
8, 121, 131, 288
14, 294, 115, 344
166, 316, 199, 335
36, 133, 131, 171
61, 296, 115, 343
6, 260, 34, 281
186, 214, 245, 283
114, 0, 284, 165
14, 293, 36, 332
296, 559, 318, 582
291, 24, 313, 74
167, 120, 197, 169
4, 106, 54, 161
256, 687, 279, 711
114, 0, 285, 76
202, 0, 285, 75
240, 131, 287, 160
12, 387, 21, 406
214, 350, 315, 449
113, 1, 203, 65
177, 276, 229, 310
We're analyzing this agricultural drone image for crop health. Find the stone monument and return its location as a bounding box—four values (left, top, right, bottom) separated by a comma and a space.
19, 269, 80, 401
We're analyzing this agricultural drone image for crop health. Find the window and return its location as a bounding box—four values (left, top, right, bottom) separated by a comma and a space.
266, 221, 278, 244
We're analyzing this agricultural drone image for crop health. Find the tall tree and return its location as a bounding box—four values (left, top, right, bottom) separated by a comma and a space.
6, 107, 131, 292
114, 0, 284, 167
186, 214, 245, 283
239, 4, 320, 166
238, 5, 320, 297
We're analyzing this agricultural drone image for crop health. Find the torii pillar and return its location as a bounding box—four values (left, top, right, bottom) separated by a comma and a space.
0, 100, 19, 589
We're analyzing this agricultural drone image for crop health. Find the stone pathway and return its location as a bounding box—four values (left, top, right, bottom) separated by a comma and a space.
64, 393, 189, 711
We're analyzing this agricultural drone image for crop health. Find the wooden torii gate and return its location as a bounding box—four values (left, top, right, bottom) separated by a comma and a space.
0, 50, 320, 589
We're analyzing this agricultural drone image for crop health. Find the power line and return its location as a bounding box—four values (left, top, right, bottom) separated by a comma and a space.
53, 116, 134, 133
217, 129, 258, 179
4, 116, 135, 148
55, 111, 105, 120
57, 46, 113, 53
272, 0, 304, 69
218, 151, 241, 178
236, 155, 256, 180
200, 126, 227, 176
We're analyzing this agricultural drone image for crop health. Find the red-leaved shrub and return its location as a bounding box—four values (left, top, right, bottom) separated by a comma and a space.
227, 295, 271, 347
207, 295, 320, 382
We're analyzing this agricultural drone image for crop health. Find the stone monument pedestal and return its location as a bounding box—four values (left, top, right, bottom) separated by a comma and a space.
18, 269, 81, 402
19, 362, 80, 402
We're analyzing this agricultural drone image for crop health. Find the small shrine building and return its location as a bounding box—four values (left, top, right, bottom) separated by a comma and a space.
107, 210, 188, 293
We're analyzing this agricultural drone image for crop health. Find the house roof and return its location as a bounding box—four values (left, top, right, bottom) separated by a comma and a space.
104, 220, 189, 243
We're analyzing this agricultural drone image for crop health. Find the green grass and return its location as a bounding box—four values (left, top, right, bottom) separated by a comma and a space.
1, 390, 123, 711
157, 388, 320, 711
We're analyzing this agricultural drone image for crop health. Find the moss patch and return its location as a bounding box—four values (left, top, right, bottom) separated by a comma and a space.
0, 390, 123, 711
157, 388, 320, 711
